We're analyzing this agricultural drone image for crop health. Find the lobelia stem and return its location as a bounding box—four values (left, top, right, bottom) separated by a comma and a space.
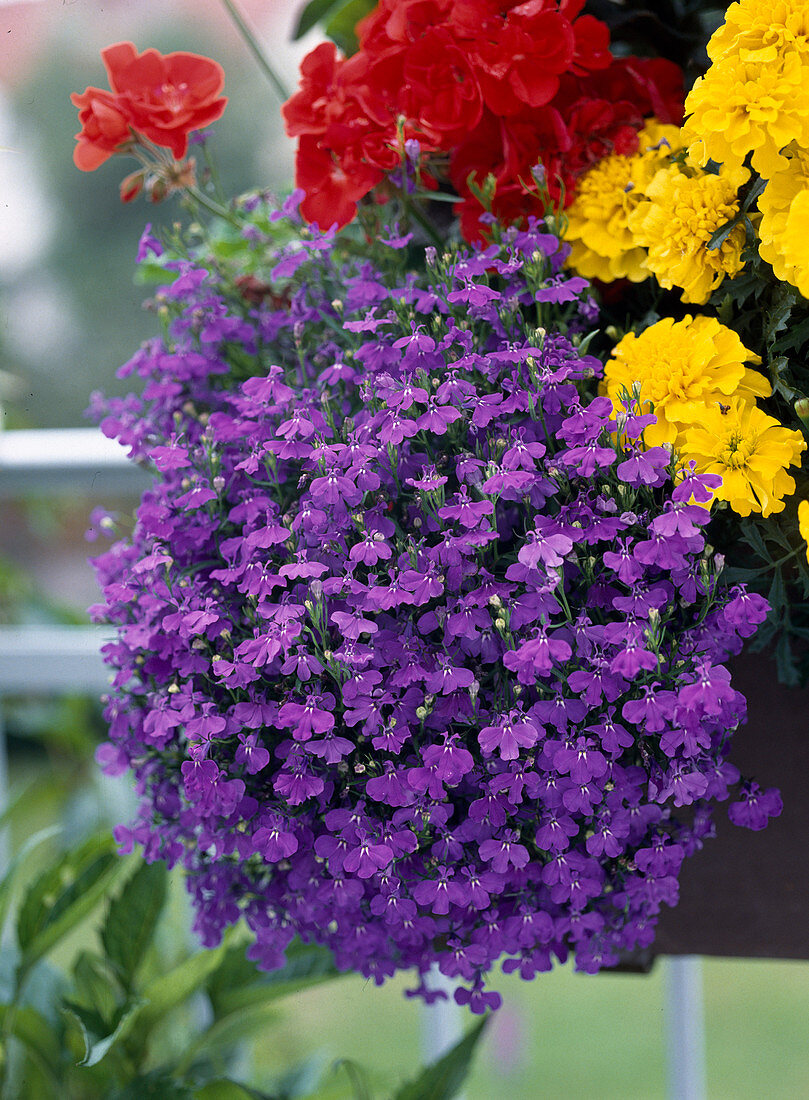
219, 0, 292, 104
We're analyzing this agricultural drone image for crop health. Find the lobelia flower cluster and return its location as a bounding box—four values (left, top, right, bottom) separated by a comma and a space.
89, 196, 780, 1011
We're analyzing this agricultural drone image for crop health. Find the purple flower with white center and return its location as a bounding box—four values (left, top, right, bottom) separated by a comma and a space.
89, 195, 774, 1014
478, 710, 542, 761
728, 783, 783, 830
517, 517, 574, 570
438, 487, 493, 529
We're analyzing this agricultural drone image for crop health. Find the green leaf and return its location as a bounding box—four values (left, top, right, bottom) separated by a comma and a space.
392, 1018, 489, 1100
207, 939, 341, 1018
739, 520, 773, 566
193, 1081, 278, 1100
292, 0, 348, 40
63, 996, 146, 1068
71, 950, 122, 1027
173, 1001, 281, 1078
775, 630, 801, 687
17, 834, 130, 979
768, 566, 787, 615
0, 824, 61, 944
772, 314, 809, 355
136, 934, 234, 1036
0, 1003, 62, 1083
324, 0, 376, 54
765, 284, 800, 348
333, 1058, 373, 1100
101, 860, 168, 989
706, 216, 740, 252
112, 1071, 195, 1099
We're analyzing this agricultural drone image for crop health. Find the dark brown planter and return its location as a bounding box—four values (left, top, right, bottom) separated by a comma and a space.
652, 651, 809, 959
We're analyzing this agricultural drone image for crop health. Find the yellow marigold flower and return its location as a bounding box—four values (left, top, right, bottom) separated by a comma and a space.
680, 399, 805, 518
777, 188, 809, 299
798, 499, 809, 561
708, 0, 809, 65
684, 51, 809, 183
564, 120, 683, 284
627, 165, 746, 304
757, 146, 809, 291
604, 315, 767, 449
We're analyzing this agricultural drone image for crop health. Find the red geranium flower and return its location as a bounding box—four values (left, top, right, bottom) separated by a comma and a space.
71, 86, 132, 171
101, 42, 227, 160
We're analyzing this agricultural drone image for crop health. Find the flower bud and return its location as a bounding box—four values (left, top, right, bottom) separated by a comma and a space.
795, 397, 809, 429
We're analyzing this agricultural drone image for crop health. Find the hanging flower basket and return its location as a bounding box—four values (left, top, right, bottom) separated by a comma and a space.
654, 651, 809, 960
75, 0, 809, 1011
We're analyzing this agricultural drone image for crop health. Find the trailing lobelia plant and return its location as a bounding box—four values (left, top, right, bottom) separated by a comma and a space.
88, 195, 778, 1012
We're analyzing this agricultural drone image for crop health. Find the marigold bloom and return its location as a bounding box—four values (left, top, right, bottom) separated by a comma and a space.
775, 187, 809, 299
798, 499, 809, 561
627, 165, 745, 304
683, 51, 809, 183
757, 147, 809, 292
604, 315, 767, 449
564, 119, 682, 283
680, 400, 806, 517
708, 0, 809, 65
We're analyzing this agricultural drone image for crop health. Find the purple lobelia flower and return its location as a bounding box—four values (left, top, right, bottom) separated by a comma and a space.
89, 194, 775, 1013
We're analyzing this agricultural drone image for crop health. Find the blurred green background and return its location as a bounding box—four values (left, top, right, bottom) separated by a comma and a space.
1, 1, 809, 1097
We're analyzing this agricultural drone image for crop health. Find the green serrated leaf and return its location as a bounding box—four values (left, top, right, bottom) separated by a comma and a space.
772, 313, 809, 355
324, 0, 376, 54
768, 566, 787, 613
17, 834, 131, 981
739, 520, 773, 565
101, 860, 168, 990
706, 216, 740, 251
765, 285, 800, 347
393, 1018, 489, 1100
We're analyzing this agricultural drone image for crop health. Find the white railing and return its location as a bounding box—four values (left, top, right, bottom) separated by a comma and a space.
0, 427, 705, 1099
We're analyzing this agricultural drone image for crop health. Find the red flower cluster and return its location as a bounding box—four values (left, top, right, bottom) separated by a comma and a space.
283, 0, 683, 236
72, 42, 227, 171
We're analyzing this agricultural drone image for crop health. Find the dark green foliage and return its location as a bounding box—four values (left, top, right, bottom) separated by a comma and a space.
586, 0, 732, 83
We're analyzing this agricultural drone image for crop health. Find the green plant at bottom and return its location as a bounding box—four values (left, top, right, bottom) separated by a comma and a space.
0, 830, 487, 1099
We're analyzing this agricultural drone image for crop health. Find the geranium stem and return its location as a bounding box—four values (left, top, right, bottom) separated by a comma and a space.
219, 0, 292, 103
183, 184, 242, 229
